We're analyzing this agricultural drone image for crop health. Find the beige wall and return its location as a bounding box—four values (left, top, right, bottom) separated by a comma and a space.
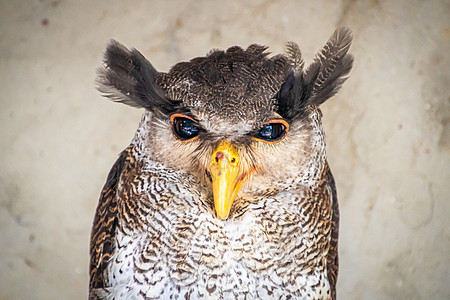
0, 0, 448, 299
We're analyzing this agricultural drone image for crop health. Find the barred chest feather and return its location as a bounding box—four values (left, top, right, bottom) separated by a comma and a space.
94, 160, 333, 300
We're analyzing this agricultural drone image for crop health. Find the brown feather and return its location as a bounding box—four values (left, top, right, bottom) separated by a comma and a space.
89, 148, 130, 289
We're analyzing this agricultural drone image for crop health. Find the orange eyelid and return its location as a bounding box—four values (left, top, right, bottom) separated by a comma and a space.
170, 113, 200, 143
170, 113, 198, 124
267, 119, 289, 129
174, 135, 200, 143
252, 118, 289, 144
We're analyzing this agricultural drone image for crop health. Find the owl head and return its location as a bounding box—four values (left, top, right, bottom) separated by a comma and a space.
97, 28, 353, 220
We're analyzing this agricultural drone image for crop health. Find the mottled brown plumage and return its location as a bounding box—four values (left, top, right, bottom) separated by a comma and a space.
90, 28, 353, 299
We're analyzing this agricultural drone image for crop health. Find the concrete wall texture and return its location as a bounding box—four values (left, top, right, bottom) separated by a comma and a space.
0, 0, 448, 299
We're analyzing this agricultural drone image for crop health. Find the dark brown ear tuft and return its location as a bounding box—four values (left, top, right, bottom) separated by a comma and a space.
276, 27, 354, 120
96, 40, 178, 114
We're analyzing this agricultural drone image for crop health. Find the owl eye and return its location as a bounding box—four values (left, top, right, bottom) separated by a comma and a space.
254, 119, 289, 144
170, 114, 200, 141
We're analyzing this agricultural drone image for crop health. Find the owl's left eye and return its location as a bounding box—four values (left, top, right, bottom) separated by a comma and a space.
170, 114, 200, 141
254, 119, 289, 144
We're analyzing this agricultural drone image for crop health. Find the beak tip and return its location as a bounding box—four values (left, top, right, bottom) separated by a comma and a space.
216, 211, 229, 220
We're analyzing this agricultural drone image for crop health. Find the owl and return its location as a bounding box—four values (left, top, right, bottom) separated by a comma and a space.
90, 28, 353, 299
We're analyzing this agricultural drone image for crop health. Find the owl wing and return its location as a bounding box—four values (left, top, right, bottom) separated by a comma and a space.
89, 149, 128, 290
325, 164, 339, 300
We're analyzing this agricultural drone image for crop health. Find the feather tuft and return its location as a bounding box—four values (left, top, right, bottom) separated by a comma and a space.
96, 40, 178, 114
285, 41, 304, 71
276, 27, 354, 119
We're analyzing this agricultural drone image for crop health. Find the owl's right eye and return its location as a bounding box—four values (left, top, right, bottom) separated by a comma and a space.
170, 114, 200, 142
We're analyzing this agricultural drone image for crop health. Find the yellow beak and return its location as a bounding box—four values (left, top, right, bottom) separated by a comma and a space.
210, 141, 246, 220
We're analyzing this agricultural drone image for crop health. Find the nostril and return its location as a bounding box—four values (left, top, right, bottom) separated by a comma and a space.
231, 158, 236, 163
216, 151, 224, 162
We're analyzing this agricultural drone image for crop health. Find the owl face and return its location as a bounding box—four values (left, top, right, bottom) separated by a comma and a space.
134, 48, 310, 219
97, 29, 353, 219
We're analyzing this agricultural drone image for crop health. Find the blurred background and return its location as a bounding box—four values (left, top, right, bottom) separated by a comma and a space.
0, 0, 448, 299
